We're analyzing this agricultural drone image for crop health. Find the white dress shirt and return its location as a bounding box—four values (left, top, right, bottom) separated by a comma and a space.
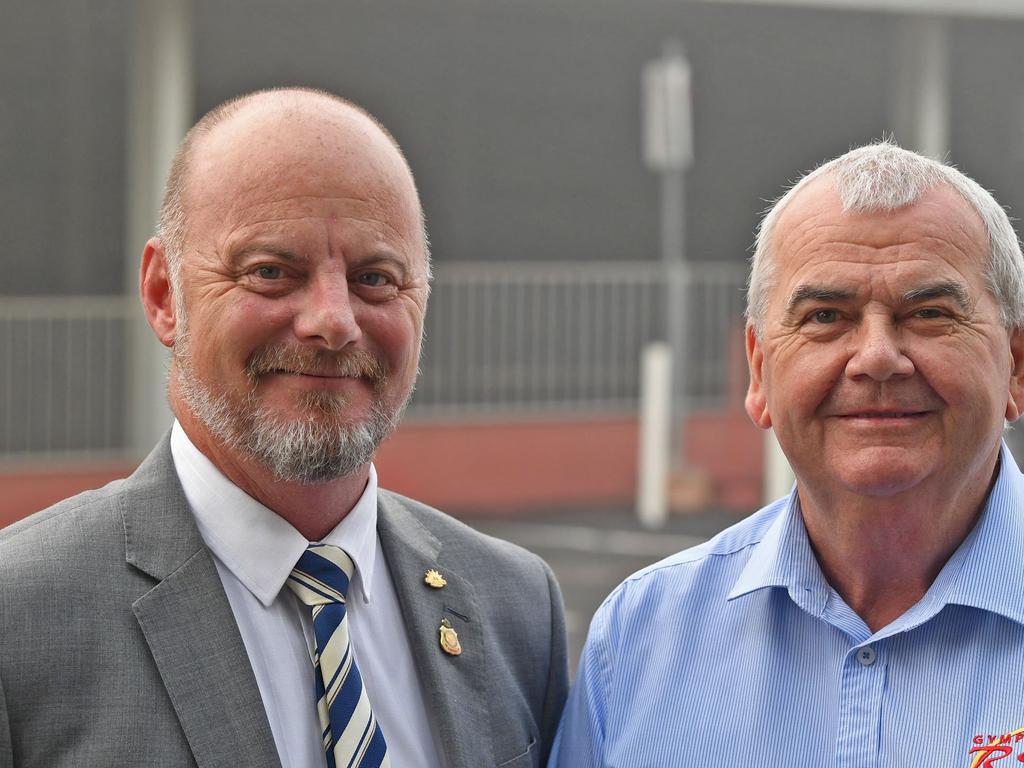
170, 422, 443, 768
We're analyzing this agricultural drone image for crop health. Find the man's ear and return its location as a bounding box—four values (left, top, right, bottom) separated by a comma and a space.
745, 323, 772, 429
1005, 327, 1024, 422
139, 237, 178, 348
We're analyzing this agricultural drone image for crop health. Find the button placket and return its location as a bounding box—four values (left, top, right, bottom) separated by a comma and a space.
836, 643, 886, 768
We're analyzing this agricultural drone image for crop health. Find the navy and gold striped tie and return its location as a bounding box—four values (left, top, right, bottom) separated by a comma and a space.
288, 544, 390, 768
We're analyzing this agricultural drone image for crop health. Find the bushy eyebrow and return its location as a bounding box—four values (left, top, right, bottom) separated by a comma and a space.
785, 285, 856, 315
902, 281, 971, 311
229, 244, 307, 265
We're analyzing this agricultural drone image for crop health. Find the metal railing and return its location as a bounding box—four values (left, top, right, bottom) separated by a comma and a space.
0, 262, 749, 461
0, 296, 134, 462
414, 261, 748, 417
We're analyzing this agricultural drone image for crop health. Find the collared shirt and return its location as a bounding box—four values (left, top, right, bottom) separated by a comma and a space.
170, 422, 442, 768
551, 442, 1024, 768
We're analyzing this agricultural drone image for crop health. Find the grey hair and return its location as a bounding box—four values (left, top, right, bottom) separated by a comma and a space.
156, 86, 431, 298
745, 140, 1024, 335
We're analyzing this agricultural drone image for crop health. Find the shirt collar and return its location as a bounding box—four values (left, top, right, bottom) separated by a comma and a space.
727, 490, 831, 614
169, 420, 380, 608
727, 441, 1024, 627
930, 442, 1024, 627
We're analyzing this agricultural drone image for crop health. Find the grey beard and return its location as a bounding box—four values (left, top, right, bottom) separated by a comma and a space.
173, 338, 406, 484
239, 396, 398, 483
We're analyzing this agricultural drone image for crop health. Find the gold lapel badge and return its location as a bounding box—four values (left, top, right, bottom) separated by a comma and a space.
424, 569, 447, 588
439, 618, 463, 656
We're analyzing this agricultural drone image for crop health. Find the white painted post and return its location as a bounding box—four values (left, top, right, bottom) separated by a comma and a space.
642, 39, 694, 473
637, 342, 673, 529
890, 15, 950, 159
763, 429, 794, 504
124, 0, 193, 457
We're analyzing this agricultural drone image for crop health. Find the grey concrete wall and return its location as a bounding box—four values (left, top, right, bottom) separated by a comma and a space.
3, 0, 1023, 295
1, 0, 128, 295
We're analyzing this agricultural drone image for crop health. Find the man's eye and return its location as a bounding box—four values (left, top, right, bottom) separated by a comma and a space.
914, 308, 943, 319
356, 272, 391, 287
810, 309, 838, 324
254, 265, 284, 280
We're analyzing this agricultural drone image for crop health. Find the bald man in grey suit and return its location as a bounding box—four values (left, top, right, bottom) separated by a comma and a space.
0, 88, 567, 768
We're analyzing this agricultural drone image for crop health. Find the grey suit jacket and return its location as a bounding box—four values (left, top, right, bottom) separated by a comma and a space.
0, 437, 568, 768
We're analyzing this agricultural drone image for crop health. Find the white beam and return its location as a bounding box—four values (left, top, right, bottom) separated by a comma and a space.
763, 429, 794, 504
124, 0, 193, 457
889, 16, 950, 159
691, 0, 1024, 19
637, 342, 673, 529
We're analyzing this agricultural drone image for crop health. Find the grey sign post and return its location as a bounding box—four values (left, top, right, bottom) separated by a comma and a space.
642, 40, 693, 478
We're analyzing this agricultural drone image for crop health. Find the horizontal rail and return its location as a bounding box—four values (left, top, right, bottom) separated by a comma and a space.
0, 261, 750, 460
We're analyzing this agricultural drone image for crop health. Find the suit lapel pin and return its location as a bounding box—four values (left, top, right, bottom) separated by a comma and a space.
424, 569, 447, 588
439, 618, 462, 656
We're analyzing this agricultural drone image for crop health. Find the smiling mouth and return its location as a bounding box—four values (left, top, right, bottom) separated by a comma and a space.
246, 345, 389, 393
838, 411, 930, 419
270, 369, 359, 378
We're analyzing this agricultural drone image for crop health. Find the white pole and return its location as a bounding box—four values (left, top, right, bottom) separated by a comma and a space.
890, 15, 950, 159
642, 39, 694, 473
637, 342, 673, 529
763, 429, 794, 504
125, 0, 193, 457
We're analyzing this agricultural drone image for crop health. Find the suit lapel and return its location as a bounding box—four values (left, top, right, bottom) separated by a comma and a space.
377, 494, 496, 768
120, 438, 280, 768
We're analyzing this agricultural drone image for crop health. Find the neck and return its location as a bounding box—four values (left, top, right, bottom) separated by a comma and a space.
176, 412, 369, 541
235, 474, 370, 541
797, 457, 999, 633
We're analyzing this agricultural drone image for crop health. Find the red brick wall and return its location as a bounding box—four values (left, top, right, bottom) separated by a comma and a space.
0, 413, 764, 526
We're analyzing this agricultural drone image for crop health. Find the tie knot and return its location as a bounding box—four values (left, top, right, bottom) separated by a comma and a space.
287, 544, 355, 607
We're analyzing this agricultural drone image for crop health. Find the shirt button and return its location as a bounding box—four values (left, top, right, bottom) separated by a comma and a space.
857, 646, 877, 667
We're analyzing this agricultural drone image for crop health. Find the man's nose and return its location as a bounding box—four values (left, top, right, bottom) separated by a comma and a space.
844, 317, 914, 381
293, 276, 362, 350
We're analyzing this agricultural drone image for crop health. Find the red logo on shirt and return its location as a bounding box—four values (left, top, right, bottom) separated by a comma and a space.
968, 728, 1024, 766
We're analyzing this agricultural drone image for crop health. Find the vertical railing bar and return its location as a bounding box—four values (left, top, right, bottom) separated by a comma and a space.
103, 315, 113, 451
85, 315, 94, 454
3, 313, 12, 454
514, 274, 527, 408
64, 316, 73, 453
546, 278, 558, 409
24, 320, 33, 455
499, 275, 509, 404
43, 317, 53, 458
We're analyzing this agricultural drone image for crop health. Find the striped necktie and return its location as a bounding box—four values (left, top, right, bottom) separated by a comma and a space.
287, 544, 390, 768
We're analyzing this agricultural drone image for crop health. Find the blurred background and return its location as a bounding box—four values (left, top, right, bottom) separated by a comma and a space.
3, 0, 1024, 664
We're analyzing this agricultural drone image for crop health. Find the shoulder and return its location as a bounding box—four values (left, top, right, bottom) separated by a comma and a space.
0, 478, 128, 571
0, 478, 143, 646
590, 500, 786, 638
0, 436, 178, 572
378, 488, 554, 579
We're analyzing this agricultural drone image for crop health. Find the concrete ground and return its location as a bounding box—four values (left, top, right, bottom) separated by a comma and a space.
466, 507, 746, 675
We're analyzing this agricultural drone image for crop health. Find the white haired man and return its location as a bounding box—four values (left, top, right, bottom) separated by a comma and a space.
550, 141, 1024, 766
0, 88, 567, 768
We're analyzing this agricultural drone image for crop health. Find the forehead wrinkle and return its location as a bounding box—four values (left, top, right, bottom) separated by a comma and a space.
223, 193, 384, 223
226, 209, 395, 233
220, 201, 414, 249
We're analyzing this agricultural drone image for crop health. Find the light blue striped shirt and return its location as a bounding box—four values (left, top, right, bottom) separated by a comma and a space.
551, 443, 1024, 768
